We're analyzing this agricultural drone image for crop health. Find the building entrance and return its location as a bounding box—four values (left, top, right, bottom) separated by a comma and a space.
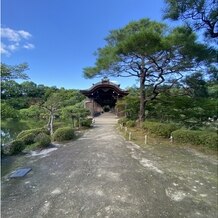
80, 77, 128, 116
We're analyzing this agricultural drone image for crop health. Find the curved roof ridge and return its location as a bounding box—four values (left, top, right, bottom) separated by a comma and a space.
80, 77, 128, 96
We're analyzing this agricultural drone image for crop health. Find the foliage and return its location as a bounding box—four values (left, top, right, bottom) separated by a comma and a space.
61, 102, 90, 128
17, 132, 36, 145
163, 0, 218, 40
20, 81, 39, 97
84, 18, 215, 122
33, 133, 51, 148
146, 90, 218, 128
4, 140, 25, 155
0, 62, 29, 82
81, 118, 93, 127
1, 102, 19, 119
43, 93, 63, 135
183, 72, 208, 98
16, 128, 49, 146
5, 128, 52, 154
53, 127, 75, 142
118, 117, 129, 125
143, 121, 179, 138
19, 105, 43, 120
16, 128, 49, 140
116, 88, 140, 120
172, 129, 218, 149
1, 80, 23, 99
126, 120, 136, 127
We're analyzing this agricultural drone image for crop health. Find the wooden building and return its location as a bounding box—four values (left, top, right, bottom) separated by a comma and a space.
80, 77, 128, 117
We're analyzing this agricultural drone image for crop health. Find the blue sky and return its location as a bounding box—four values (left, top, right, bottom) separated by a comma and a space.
1, 0, 167, 89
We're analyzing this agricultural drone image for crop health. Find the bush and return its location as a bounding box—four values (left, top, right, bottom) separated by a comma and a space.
53, 127, 75, 142
10, 128, 51, 153
33, 133, 51, 148
126, 120, 136, 127
118, 117, 129, 126
6, 140, 25, 155
143, 121, 179, 138
17, 128, 49, 140
172, 129, 217, 149
81, 118, 93, 127
17, 132, 36, 145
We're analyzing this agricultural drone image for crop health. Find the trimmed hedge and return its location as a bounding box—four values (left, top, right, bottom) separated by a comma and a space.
143, 121, 179, 138
2, 140, 25, 155
81, 118, 93, 127
4, 128, 51, 155
16, 128, 50, 146
33, 133, 51, 148
53, 127, 75, 142
172, 129, 218, 149
17, 128, 49, 140
17, 132, 36, 145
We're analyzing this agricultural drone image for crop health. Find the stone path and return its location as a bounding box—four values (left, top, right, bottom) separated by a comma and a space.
1, 113, 218, 218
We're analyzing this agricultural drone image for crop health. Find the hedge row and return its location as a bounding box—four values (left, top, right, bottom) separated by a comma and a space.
172, 129, 217, 149
53, 127, 75, 142
143, 121, 179, 138
119, 118, 217, 149
80, 118, 93, 127
4, 128, 51, 155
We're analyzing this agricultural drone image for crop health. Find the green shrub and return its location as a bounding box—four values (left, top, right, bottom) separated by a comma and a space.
11, 128, 51, 153
18, 132, 35, 145
118, 117, 129, 126
53, 127, 75, 142
126, 120, 136, 127
81, 118, 93, 127
143, 121, 179, 138
3, 140, 25, 155
33, 133, 51, 148
172, 129, 218, 149
17, 128, 49, 140
53, 122, 65, 132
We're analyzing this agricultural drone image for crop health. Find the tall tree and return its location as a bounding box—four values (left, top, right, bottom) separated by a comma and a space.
43, 93, 62, 135
163, 0, 218, 40
0, 62, 29, 82
84, 19, 215, 123
183, 72, 208, 98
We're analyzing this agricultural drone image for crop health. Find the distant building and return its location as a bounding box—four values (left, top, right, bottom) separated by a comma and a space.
80, 77, 128, 117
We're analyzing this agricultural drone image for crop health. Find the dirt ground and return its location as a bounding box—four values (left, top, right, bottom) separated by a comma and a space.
1, 113, 218, 218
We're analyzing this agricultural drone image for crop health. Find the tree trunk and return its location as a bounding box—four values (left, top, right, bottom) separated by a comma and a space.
139, 71, 146, 125
47, 115, 51, 132
50, 113, 54, 135
47, 110, 54, 135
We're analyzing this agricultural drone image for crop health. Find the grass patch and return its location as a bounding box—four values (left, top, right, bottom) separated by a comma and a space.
117, 124, 218, 155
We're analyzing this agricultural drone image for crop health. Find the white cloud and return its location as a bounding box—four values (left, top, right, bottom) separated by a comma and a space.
0, 42, 10, 56
8, 42, 19, 51
1, 27, 34, 55
18, 30, 32, 39
23, 43, 35, 49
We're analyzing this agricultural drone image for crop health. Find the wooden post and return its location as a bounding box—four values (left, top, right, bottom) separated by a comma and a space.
145, 135, 147, 145
129, 132, 132, 141
170, 135, 173, 143
125, 127, 128, 135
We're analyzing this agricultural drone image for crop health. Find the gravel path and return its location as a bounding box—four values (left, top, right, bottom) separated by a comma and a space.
1, 112, 218, 218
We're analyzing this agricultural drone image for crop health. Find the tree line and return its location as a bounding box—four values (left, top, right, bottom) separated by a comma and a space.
1, 63, 90, 136
83, 0, 217, 125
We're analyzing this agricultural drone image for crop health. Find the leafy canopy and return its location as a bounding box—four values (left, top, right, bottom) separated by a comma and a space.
84, 18, 214, 83
1, 62, 29, 82
163, 0, 218, 40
